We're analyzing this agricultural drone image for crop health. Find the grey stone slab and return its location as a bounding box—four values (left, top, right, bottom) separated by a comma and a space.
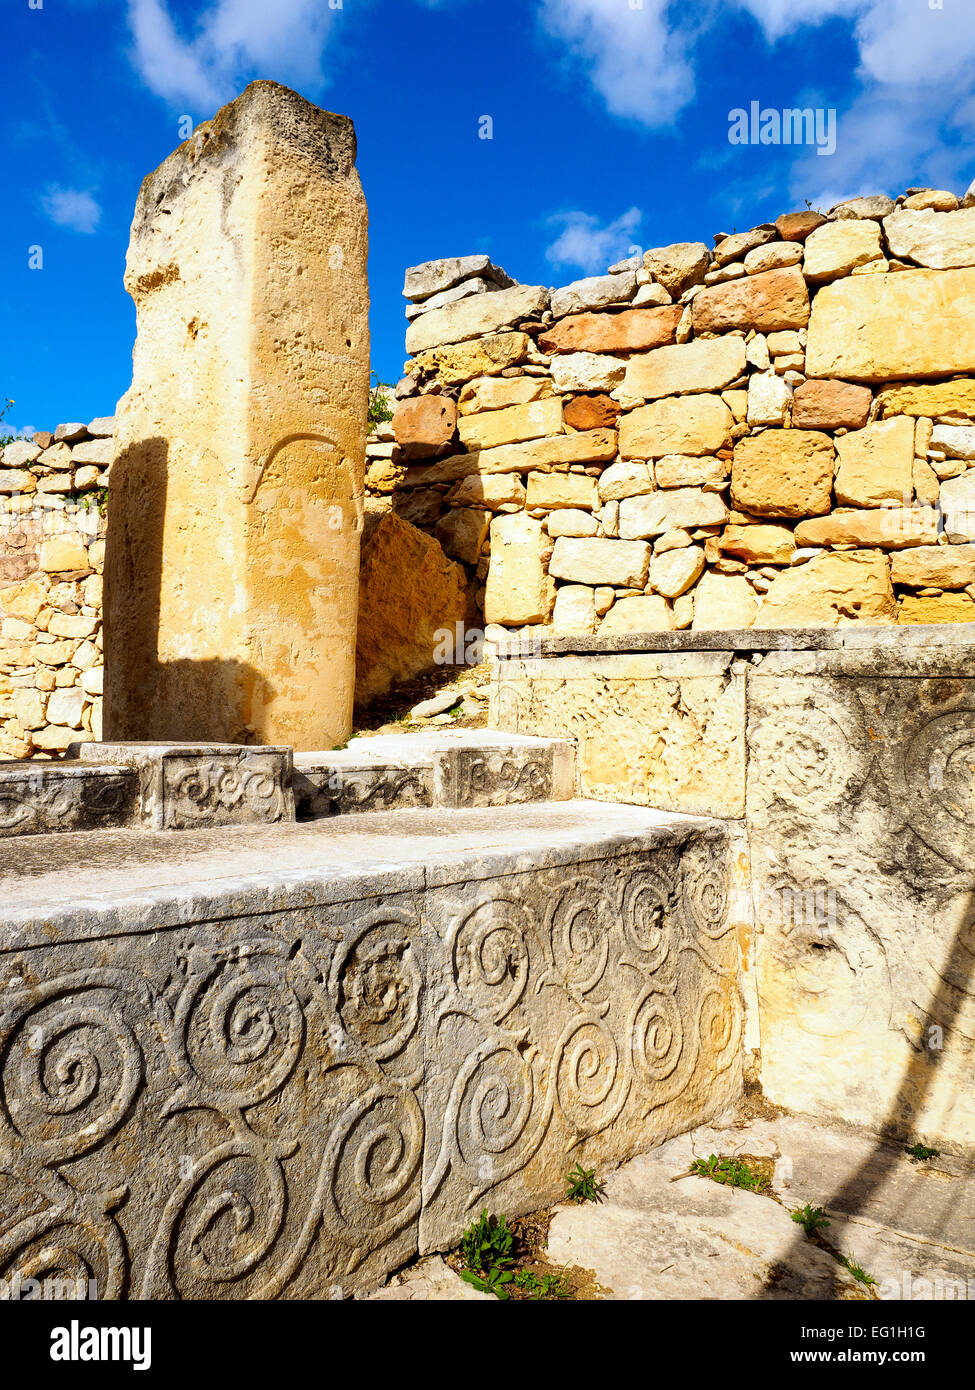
493, 623, 975, 661
0, 763, 139, 838
0, 801, 740, 1299
75, 742, 295, 830
746, 664, 975, 1147
294, 751, 433, 819
417, 828, 741, 1254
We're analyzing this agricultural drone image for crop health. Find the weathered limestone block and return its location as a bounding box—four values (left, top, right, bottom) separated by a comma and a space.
483, 514, 555, 625
548, 537, 651, 588
619, 396, 734, 460
791, 379, 873, 430
833, 417, 915, 507
890, 544, 975, 588
619, 488, 729, 539
795, 507, 938, 549
447, 473, 526, 510
550, 272, 636, 318
802, 219, 884, 281
876, 379, 975, 419
883, 207, 975, 269
691, 572, 758, 630
692, 267, 810, 334
435, 508, 491, 565
108, 83, 369, 749
545, 509, 599, 537
457, 396, 563, 450
77, 741, 295, 829
0, 802, 737, 1294
654, 454, 727, 489
648, 545, 706, 597
720, 524, 795, 564
563, 393, 620, 431
622, 337, 746, 401
403, 254, 513, 300
412, 332, 532, 386
932, 424, 975, 459
410, 428, 617, 486
405, 285, 548, 355
746, 370, 791, 427
550, 352, 626, 394
747, 648, 975, 1146
355, 514, 471, 705
553, 584, 598, 634
731, 431, 834, 517
754, 550, 896, 627
492, 650, 747, 817
458, 376, 553, 414
776, 211, 826, 242
805, 269, 975, 381
525, 472, 598, 510
899, 593, 975, 623
393, 395, 457, 459
0, 764, 139, 837
642, 242, 710, 295
599, 594, 675, 632
598, 460, 654, 501
538, 306, 681, 355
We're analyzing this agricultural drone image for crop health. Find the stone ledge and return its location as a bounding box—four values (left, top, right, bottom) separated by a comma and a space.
493, 622, 975, 660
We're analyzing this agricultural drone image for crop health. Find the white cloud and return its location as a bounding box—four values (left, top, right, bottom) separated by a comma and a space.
41, 185, 102, 234
538, 0, 695, 127
733, 0, 862, 44
127, 0, 340, 110
545, 206, 643, 274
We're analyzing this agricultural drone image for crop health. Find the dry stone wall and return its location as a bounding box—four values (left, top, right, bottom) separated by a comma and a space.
0, 419, 111, 758
377, 185, 975, 639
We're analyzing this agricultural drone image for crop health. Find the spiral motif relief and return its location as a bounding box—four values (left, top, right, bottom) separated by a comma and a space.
898, 710, 975, 870
681, 845, 731, 942
324, 1088, 423, 1250
748, 694, 869, 813
553, 1016, 626, 1134
629, 987, 684, 1088
170, 946, 305, 1111
0, 977, 144, 1165
619, 866, 675, 970
333, 913, 420, 1061
451, 897, 533, 1024
1, 1205, 128, 1301
547, 874, 611, 995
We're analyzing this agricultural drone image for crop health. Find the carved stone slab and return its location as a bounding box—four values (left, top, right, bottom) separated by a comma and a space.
351, 730, 576, 809
0, 802, 739, 1299
293, 751, 434, 820
76, 743, 295, 830
746, 657, 975, 1147
0, 764, 139, 839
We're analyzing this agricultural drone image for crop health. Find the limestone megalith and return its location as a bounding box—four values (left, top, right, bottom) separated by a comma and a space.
106, 81, 369, 749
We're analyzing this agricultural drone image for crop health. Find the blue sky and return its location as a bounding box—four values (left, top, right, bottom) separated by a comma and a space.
3, 0, 974, 434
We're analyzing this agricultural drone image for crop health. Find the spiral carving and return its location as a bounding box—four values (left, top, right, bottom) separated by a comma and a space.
171, 946, 305, 1110
619, 866, 675, 970
1, 986, 143, 1165
142, 1141, 289, 1299
452, 1043, 535, 1169
0, 1206, 127, 1301
547, 874, 611, 996
553, 1016, 626, 1135
682, 845, 731, 941
323, 1088, 423, 1250
451, 898, 533, 1024
333, 914, 419, 1061
629, 987, 684, 1087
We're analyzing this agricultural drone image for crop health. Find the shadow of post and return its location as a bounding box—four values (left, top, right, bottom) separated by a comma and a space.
103, 437, 274, 744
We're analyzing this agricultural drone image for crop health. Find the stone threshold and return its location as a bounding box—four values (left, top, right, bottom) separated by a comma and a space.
494, 621, 975, 659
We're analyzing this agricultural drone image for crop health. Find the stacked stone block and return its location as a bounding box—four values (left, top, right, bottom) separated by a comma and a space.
376, 184, 975, 638
0, 418, 111, 756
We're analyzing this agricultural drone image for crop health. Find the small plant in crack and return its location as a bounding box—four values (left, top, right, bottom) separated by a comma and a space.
905, 1142, 941, 1162
459, 1210, 515, 1299
690, 1153, 770, 1192
565, 1162, 606, 1204
791, 1203, 830, 1236
513, 1270, 568, 1300
841, 1252, 877, 1287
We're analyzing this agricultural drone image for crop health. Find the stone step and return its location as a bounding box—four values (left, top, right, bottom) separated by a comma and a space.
0, 731, 575, 838
0, 800, 739, 1299
295, 728, 574, 818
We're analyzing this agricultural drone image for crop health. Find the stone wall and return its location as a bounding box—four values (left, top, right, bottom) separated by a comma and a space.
377, 188, 975, 639
491, 625, 975, 1150
0, 419, 112, 757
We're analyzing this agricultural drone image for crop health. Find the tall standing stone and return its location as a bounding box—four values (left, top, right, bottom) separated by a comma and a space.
106, 82, 369, 749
